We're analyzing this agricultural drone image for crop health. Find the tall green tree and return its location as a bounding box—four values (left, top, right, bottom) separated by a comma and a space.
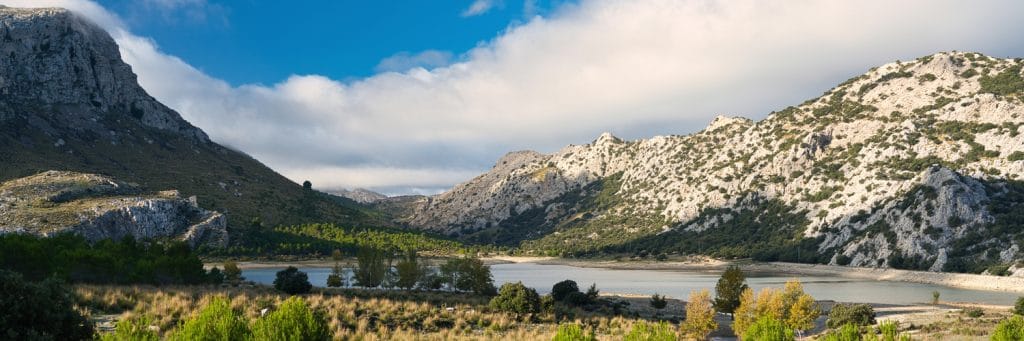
714, 265, 748, 317
440, 256, 496, 295
354, 247, 390, 287
326, 249, 345, 287
395, 249, 425, 289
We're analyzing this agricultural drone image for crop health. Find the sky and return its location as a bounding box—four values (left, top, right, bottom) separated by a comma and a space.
3, 0, 1024, 195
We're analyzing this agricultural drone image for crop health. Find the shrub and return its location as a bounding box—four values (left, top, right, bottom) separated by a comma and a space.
993, 315, 1024, 341
274, 266, 312, 295
744, 316, 795, 341
171, 297, 249, 341
932, 291, 940, 304
99, 315, 158, 341
489, 282, 541, 315
624, 321, 677, 341
584, 283, 599, 301
821, 323, 860, 341
563, 291, 591, 307
223, 261, 243, 283
326, 273, 344, 287
649, 293, 668, 309
551, 279, 580, 301
552, 323, 595, 341
207, 267, 225, 285
1014, 297, 1024, 316
0, 270, 93, 340
827, 304, 876, 328
963, 307, 984, 318
1008, 151, 1024, 162
251, 296, 331, 341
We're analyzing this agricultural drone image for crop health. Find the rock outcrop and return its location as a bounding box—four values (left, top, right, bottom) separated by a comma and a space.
0, 171, 227, 247
408, 52, 1024, 274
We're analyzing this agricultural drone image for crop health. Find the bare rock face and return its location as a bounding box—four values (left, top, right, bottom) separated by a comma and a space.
0, 171, 227, 248
410, 52, 1024, 272
0, 6, 207, 141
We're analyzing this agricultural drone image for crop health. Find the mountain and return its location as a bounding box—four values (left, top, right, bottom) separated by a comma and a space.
408, 51, 1024, 274
0, 7, 385, 241
0, 171, 227, 247
332, 188, 389, 204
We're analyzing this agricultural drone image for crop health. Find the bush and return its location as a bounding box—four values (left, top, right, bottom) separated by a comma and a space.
552, 323, 595, 341
274, 266, 312, 295
326, 273, 344, 287
489, 282, 541, 315
827, 303, 876, 328
0, 270, 93, 340
649, 293, 667, 309
993, 315, 1024, 341
821, 323, 860, 341
563, 291, 591, 307
171, 297, 249, 341
963, 307, 985, 318
1015, 297, 1024, 316
99, 315, 158, 341
207, 267, 225, 285
744, 316, 795, 341
251, 296, 331, 341
551, 280, 580, 301
223, 261, 243, 283
624, 321, 677, 341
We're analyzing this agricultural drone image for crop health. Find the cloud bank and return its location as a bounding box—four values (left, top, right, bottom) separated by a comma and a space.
3, 0, 1024, 195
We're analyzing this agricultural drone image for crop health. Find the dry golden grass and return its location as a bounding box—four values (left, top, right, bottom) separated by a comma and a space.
75, 285, 666, 340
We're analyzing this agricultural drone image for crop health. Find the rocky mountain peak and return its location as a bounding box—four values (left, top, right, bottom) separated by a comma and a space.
0, 6, 208, 142
705, 115, 751, 131
592, 132, 622, 145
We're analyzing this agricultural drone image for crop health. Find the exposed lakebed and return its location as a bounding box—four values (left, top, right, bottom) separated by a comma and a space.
241, 262, 1020, 305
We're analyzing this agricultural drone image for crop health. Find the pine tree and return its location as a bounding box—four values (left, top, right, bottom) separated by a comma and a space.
713, 265, 748, 317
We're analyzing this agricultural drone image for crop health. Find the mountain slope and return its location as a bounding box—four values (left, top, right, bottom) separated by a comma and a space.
408, 51, 1024, 274
0, 7, 386, 240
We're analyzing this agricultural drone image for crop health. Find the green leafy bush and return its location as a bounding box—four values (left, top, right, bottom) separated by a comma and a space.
624, 321, 677, 341
1008, 151, 1024, 162
827, 304, 876, 328
274, 266, 312, 295
551, 323, 595, 341
489, 282, 541, 315
170, 297, 249, 341
963, 307, 985, 318
551, 280, 580, 301
744, 316, 795, 341
99, 315, 158, 341
1014, 297, 1024, 316
980, 65, 1024, 96
992, 315, 1024, 341
821, 323, 860, 341
0, 270, 93, 340
251, 296, 331, 341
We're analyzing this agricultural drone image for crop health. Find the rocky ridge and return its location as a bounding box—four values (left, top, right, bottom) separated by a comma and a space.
0, 171, 227, 247
408, 52, 1024, 274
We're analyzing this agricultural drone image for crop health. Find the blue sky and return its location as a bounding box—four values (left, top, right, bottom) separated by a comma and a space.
93, 0, 568, 85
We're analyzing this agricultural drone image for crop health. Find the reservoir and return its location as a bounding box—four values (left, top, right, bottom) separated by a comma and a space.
241, 262, 1020, 305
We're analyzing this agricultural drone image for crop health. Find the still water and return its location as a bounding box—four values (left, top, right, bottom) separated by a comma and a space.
241, 262, 1019, 305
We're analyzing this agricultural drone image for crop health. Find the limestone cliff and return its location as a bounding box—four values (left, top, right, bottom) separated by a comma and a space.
409, 52, 1024, 274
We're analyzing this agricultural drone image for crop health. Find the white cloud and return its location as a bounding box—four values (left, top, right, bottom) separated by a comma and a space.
462, 0, 497, 17
375, 50, 454, 73
3, 0, 1024, 194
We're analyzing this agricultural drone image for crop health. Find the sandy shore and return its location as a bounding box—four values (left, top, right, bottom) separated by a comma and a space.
503, 257, 1024, 294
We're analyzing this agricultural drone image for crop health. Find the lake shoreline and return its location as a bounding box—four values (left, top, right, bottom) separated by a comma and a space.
215, 257, 1024, 296
512, 257, 1024, 295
